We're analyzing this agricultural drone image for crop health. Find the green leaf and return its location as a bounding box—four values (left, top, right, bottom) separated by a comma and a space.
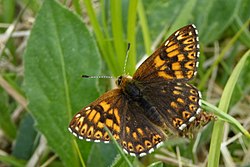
23, 0, 101, 166
207, 50, 250, 167
87, 143, 118, 167
0, 87, 16, 140
148, 161, 163, 167
202, 100, 250, 138
12, 113, 37, 160
136, 0, 197, 58
0, 154, 26, 167
194, 0, 241, 45
231, 0, 250, 48
143, 0, 187, 41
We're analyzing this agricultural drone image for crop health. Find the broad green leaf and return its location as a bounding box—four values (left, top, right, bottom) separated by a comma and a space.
24, 0, 101, 166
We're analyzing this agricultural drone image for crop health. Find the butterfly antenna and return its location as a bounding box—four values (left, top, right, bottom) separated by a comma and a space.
123, 43, 131, 74
82, 75, 113, 79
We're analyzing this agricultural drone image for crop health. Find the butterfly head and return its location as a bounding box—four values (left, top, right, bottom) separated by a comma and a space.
116, 75, 133, 88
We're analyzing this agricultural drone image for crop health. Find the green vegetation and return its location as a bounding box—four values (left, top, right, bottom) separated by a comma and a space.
0, 0, 249, 166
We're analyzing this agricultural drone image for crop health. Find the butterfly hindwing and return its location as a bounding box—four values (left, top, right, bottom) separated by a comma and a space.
140, 81, 202, 132
133, 24, 199, 82
119, 101, 165, 156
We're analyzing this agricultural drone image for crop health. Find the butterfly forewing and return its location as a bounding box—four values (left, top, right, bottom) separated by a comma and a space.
133, 24, 199, 82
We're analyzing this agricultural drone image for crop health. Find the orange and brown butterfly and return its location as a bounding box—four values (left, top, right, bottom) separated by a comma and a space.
68, 24, 202, 157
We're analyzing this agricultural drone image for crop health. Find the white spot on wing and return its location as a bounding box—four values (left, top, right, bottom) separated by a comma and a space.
94, 140, 100, 143
165, 40, 169, 46
196, 62, 199, 67
130, 152, 136, 156
139, 152, 147, 157
148, 148, 155, 154
197, 51, 200, 58
175, 31, 180, 36
123, 149, 128, 154
198, 99, 202, 106
104, 141, 109, 143
195, 30, 198, 35
196, 108, 201, 114
86, 138, 91, 141
191, 24, 198, 35
79, 136, 83, 140
68, 127, 72, 133
179, 124, 187, 130
156, 142, 163, 148
75, 114, 81, 118
85, 107, 91, 110
198, 91, 202, 98
189, 116, 196, 122
73, 132, 77, 137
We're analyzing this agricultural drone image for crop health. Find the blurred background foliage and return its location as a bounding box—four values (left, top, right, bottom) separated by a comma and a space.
0, 0, 249, 166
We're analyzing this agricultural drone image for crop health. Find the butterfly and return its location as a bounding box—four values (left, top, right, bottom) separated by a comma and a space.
68, 24, 202, 157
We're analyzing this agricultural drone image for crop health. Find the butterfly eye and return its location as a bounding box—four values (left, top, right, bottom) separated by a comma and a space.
116, 76, 123, 86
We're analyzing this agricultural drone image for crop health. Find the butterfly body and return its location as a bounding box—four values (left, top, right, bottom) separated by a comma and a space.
117, 75, 166, 127
69, 24, 202, 157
